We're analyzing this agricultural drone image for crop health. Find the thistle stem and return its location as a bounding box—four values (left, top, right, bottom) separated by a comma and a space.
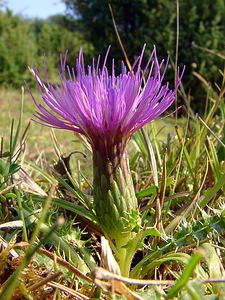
92, 142, 139, 274
93, 142, 138, 238
115, 235, 137, 277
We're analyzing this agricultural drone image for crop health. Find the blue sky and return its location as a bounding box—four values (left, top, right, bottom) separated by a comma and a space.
6, 0, 66, 19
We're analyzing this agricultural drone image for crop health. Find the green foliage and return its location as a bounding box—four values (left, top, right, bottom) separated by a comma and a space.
0, 9, 94, 87
64, 0, 225, 111
30, 17, 94, 71
0, 10, 36, 86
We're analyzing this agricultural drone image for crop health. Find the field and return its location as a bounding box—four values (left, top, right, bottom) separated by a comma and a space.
0, 75, 225, 299
0, 66, 225, 299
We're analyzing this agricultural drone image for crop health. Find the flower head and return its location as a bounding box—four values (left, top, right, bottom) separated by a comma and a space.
30, 45, 183, 149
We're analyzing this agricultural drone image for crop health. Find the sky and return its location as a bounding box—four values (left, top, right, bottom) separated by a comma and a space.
5, 0, 66, 19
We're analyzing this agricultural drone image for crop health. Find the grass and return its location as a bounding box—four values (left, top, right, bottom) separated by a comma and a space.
0, 66, 225, 300
0, 87, 80, 157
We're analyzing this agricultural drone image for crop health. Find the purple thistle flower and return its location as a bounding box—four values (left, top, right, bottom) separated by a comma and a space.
30, 45, 184, 268
30, 45, 184, 150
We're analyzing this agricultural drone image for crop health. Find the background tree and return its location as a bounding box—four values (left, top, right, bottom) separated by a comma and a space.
0, 9, 94, 87
0, 9, 36, 86
63, 0, 176, 60
63, 0, 225, 111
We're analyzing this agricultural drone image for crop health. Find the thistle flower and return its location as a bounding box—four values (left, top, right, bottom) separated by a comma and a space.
30, 45, 183, 266
31, 45, 182, 146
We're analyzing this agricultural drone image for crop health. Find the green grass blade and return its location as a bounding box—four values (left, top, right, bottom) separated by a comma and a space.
167, 249, 204, 298
199, 173, 225, 209
16, 189, 28, 242
32, 195, 97, 223
175, 125, 195, 181
53, 171, 93, 210
11, 87, 24, 156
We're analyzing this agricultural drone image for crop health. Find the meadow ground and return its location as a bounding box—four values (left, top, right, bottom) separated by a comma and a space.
0, 84, 224, 299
